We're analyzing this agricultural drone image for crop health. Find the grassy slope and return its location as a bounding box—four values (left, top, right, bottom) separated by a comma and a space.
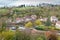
0, 6, 60, 17
0, 9, 8, 14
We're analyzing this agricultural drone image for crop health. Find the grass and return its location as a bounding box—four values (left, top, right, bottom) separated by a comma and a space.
0, 9, 8, 14
58, 36, 60, 40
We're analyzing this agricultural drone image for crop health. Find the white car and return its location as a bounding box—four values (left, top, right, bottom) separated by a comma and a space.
25, 18, 32, 22
10, 27, 16, 31
18, 27, 26, 31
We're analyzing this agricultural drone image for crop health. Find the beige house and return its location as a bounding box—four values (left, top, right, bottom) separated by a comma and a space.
50, 16, 58, 23
31, 15, 37, 20
55, 21, 60, 29
39, 18, 47, 22
15, 18, 24, 23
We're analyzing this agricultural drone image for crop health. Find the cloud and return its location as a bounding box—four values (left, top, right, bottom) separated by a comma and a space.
0, 0, 60, 7
0, 0, 17, 7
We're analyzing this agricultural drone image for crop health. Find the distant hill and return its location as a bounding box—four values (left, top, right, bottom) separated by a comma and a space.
0, 6, 60, 19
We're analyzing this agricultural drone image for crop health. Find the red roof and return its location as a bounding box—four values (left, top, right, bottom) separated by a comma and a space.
16, 18, 20, 20
51, 16, 57, 19
56, 21, 60, 24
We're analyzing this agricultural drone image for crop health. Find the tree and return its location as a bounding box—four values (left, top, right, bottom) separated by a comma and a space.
1, 22, 7, 31
13, 14, 17, 20
35, 19, 42, 26
25, 21, 33, 28
2, 31, 15, 40
45, 16, 51, 26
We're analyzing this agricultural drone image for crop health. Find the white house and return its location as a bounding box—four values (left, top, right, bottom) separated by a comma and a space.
25, 18, 32, 22
31, 15, 37, 20
23, 16, 32, 22
15, 18, 24, 23
50, 16, 58, 23
39, 18, 47, 22
55, 21, 60, 29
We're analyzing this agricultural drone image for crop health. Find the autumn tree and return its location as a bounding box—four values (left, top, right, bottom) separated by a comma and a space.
35, 19, 42, 26
2, 31, 15, 40
25, 21, 33, 28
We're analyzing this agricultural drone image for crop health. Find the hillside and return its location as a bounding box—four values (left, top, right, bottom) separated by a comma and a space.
0, 6, 60, 19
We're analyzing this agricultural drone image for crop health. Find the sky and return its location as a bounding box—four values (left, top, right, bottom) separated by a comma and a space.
0, 0, 60, 7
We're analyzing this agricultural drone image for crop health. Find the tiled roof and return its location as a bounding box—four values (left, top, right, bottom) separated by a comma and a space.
56, 21, 60, 24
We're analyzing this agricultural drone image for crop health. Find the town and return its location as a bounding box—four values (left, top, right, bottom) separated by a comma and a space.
0, 4, 60, 40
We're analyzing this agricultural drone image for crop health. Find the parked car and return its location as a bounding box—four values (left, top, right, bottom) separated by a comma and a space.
10, 27, 16, 31
18, 26, 26, 31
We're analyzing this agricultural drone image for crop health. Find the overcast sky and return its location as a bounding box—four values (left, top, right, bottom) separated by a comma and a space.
0, 0, 60, 7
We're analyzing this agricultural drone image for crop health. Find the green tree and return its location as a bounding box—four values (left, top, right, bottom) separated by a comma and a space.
1, 22, 7, 31
45, 16, 51, 26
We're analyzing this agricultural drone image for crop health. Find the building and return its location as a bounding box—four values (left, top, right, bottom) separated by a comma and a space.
24, 16, 32, 22
6, 18, 12, 23
15, 18, 24, 23
50, 16, 58, 23
55, 21, 60, 29
31, 15, 37, 20
39, 18, 47, 22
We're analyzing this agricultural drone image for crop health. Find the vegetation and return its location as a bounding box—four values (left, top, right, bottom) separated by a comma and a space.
25, 21, 33, 28
35, 25, 46, 30
0, 31, 46, 40
45, 16, 51, 26
0, 6, 60, 18
35, 19, 42, 26
0, 6, 60, 40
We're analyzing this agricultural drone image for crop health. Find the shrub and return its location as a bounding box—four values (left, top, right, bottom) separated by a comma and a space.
15, 31, 31, 40
2, 31, 15, 40
45, 30, 57, 40
48, 26, 55, 30
1, 30, 46, 40
48, 34, 57, 40
31, 34, 46, 40
35, 25, 46, 30
36, 36, 46, 40
35, 19, 42, 26
25, 21, 33, 28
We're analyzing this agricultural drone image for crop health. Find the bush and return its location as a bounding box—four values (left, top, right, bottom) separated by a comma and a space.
35, 19, 42, 26
1, 31, 31, 40
58, 36, 60, 40
2, 31, 15, 40
25, 21, 33, 28
36, 36, 46, 40
48, 34, 57, 40
0, 30, 46, 40
45, 30, 58, 40
35, 25, 46, 30
48, 26, 55, 30
15, 31, 31, 40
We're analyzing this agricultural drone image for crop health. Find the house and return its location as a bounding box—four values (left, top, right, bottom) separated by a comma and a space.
24, 16, 32, 22
55, 21, 60, 29
39, 18, 47, 22
6, 18, 12, 23
43, 18, 47, 22
25, 18, 32, 22
15, 18, 24, 23
31, 15, 37, 20
50, 16, 58, 23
